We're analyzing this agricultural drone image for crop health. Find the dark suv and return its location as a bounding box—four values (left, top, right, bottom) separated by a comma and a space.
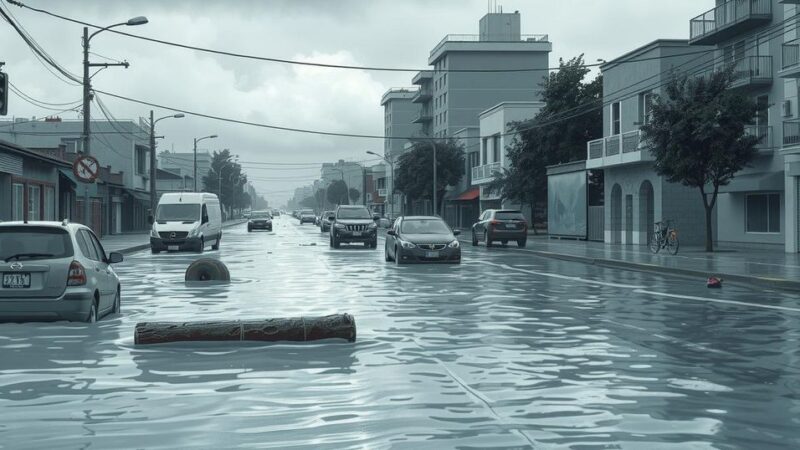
329, 206, 378, 248
471, 209, 528, 247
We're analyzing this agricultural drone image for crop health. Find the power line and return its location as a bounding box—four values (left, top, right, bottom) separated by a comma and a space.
5, 0, 723, 74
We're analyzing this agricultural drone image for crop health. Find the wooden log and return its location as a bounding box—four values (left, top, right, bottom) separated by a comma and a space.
134, 313, 356, 345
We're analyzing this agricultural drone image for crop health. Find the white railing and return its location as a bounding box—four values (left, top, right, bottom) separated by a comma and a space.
586, 130, 644, 160
377, 188, 387, 197
471, 162, 501, 184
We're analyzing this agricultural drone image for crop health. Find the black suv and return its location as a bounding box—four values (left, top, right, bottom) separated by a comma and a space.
329, 205, 378, 248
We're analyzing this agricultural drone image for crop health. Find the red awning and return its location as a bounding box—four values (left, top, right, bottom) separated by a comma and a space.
455, 188, 480, 201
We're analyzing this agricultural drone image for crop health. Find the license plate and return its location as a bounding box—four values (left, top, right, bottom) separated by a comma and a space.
425, 251, 439, 258
3, 273, 31, 289
352, 231, 362, 236
168, 245, 180, 251
505, 223, 516, 229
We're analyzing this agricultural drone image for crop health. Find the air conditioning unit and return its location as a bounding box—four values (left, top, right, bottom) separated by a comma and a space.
783, 100, 792, 118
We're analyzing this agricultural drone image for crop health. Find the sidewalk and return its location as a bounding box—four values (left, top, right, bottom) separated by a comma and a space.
517, 236, 800, 292
100, 219, 247, 255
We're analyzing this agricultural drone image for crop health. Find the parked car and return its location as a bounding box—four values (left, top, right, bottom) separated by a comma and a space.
385, 216, 461, 264
271, 209, 281, 217
299, 209, 316, 224
247, 210, 273, 232
0, 221, 124, 323
319, 211, 335, 232
471, 209, 528, 247
149, 192, 223, 253
329, 205, 378, 248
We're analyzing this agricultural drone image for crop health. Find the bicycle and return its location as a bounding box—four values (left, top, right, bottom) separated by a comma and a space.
649, 219, 679, 255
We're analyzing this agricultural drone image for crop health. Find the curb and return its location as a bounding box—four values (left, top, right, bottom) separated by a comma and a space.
111, 220, 249, 255
459, 237, 800, 293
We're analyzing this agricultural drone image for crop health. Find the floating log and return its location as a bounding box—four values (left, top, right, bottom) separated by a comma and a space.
134, 313, 356, 345
185, 258, 230, 282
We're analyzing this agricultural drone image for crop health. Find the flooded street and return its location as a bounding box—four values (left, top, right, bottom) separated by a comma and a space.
2, 216, 800, 449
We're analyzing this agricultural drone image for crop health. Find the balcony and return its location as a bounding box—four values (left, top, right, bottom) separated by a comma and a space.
780, 38, 800, 78
411, 89, 432, 104
377, 188, 387, 197
729, 56, 773, 88
471, 162, 501, 185
412, 113, 432, 124
689, 0, 771, 46
784, 120, 800, 147
586, 130, 652, 169
745, 125, 772, 150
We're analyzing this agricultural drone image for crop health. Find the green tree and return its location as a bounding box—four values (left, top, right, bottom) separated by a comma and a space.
326, 179, 349, 206
395, 138, 465, 214
488, 55, 602, 225
314, 188, 326, 211
299, 195, 317, 209
348, 187, 360, 205
641, 68, 763, 252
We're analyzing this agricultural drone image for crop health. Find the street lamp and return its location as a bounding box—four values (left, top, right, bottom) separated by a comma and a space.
367, 150, 396, 218
81, 15, 148, 229
149, 112, 184, 212
193, 134, 218, 191
215, 153, 236, 210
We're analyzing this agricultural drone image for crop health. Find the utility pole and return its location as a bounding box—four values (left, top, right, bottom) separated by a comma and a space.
149, 110, 156, 214
193, 137, 197, 191
430, 140, 437, 217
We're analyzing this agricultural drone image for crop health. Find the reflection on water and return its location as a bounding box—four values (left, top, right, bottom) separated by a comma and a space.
1, 219, 799, 448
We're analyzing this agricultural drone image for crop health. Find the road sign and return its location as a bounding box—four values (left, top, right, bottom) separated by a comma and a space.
73, 155, 100, 183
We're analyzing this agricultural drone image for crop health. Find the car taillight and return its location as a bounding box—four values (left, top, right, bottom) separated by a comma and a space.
67, 261, 86, 286
490, 220, 500, 227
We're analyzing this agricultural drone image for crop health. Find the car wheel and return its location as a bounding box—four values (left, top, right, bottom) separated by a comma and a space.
113, 289, 121, 314
385, 246, 392, 262
85, 300, 98, 323
248, 226, 252, 232
151, 247, 160, 254
517, 239, 527, 248
212, 236, 220, 250
471, 231, 478, 246
486, 233, 493, 248
329, 235, 334, 248
395, 247, 403, 265
197, 238, 204, 253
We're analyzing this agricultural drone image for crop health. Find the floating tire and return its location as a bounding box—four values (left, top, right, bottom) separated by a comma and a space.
185, 258, 230, 282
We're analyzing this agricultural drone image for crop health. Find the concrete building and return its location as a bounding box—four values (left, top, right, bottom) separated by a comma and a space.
447, 126, 481, 228
158, 150, 212, 190
0, 117, 152, 233
381, 88, 422, 218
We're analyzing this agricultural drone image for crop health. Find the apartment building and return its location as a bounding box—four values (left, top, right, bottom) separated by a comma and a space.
381, 88, 421, 218
158, 150, 212, 189
778, 1, 800, 252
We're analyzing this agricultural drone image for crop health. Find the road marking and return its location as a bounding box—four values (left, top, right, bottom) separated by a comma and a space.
633, 289, 800, 313
481, 261, 647, 289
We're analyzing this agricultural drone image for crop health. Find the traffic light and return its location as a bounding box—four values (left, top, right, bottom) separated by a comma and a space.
0, 71, 7, 116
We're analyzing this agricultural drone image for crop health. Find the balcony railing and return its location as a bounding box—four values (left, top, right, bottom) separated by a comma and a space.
690, 0, 771, 45
730, 56, 773, 87
430, 34, 549, 57
411, 89, 432, 104
471, 162, 501, 184
377, 188, 387, 197
784, 120, 800, 146
587, 130, 644, 160
780, 38, 800, 77
412, 113, 433, 124
745, 125, 772, 149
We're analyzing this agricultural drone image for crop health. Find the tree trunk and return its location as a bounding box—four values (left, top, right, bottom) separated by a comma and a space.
528, 200, 538, 235
704, 204, 714, 252
134, 314, 356, 345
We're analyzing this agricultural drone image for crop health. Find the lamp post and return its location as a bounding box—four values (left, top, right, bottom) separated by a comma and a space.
193, 134, 217, 191
149, 111, 184, 213
428, 140, 437, 216
366, 150, 395, 218
81, 15, 148, 229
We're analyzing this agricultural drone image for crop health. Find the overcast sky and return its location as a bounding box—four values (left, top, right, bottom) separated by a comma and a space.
0, 0, 706, 205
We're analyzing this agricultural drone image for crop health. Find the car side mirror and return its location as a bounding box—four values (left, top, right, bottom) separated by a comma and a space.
147, 214, 154, 225
387, 230, 396, 236
108, 252, 124, 264
453, 230, 461, 236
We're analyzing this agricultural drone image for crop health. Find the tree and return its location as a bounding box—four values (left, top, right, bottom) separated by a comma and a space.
299, 195, 317, 209
314, 188, 326, 211
395, 138, 465, 214
641, 68, 763, 252
326, 179, 349, 206
348, 187, 360, 205
203, 149, 247, 215
488, 55, 602, 225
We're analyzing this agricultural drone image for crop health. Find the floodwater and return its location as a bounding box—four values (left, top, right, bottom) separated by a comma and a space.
2, 217, 800, 449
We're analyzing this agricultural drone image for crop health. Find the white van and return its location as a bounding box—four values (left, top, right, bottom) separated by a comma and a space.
149, 193, 223, 253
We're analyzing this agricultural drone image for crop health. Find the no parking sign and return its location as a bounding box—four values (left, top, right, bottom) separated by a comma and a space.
72, 155, 100, 183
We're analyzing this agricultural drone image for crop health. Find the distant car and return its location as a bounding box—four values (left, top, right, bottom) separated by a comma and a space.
385, 216, 461, 264
299, 209, 316, 224
0, 221, 124, 323
319, 211, 335, 232
471, 209, 528, 247
271, 209, 281, 217
247, 210, 273, 232
329, 205, 378, 248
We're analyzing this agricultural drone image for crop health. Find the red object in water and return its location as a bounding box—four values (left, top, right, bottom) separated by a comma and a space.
707, 276, 723, 288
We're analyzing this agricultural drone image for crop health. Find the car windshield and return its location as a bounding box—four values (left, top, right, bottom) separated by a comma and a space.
0, 227, 74, 262
156, 204, 201, 222
496, 211, 525, 221
251, 211, 271, 218
337, 208, 372, 219
401, 219, 452, 235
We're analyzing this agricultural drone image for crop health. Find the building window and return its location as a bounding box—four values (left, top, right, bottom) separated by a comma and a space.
639, 92, 653, 125
136, 146, 147, 175
12, 183, 24, 221
746, 193, 780, 233
44, 186, 55, 220
611, 102, 621, 135
492, 134, 501, 162
28, 185, 41, 221
481, 138, 488, 164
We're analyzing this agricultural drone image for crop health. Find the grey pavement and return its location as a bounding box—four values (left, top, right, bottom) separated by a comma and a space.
100, 219, 248, 254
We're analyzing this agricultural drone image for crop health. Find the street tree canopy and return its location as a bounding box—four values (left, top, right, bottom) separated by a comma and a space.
641, 68, 764, 252
488, 55, 602, 224
348, 187, 360, 204
326, 179, 349, 206
203, 149, 249, 210
395, 138, 465, 214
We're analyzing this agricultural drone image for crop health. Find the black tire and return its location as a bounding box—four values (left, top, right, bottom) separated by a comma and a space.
471, 231, 478, 246
385, 246, 392, 262
395, 247, 403, 265
486, 233, 493, 248
517, 239, 527, 248
247, 226, 252, 232
112, 289, 121, 314
648, 233, 661, 254
667, 233, 679, 255
185, 258, 231, 282
370, 239, 378, 249
329, 235, 334, 248
197, 238, 204, 253
85, 300, 98, 323
212, 235, 220, 250
332, 235, 340, 249
151, 247, 160, 254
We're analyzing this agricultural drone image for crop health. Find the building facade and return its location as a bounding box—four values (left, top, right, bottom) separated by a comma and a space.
381, 88, 422, 218
158, 150, 212, 190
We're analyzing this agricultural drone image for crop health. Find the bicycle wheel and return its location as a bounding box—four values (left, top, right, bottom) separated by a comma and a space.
648, 233, 661, 254
666, 232, 679, 255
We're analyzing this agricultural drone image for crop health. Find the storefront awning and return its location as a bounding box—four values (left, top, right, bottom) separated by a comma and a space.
717, 171, 784, 193
123, 189, 151, 202
58, 169, 77, 188
454, 187, 480, 201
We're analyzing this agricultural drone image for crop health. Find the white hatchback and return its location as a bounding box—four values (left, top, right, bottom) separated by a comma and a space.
0, 221, 123, 323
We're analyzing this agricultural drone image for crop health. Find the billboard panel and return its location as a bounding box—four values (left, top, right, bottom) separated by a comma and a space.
547, 171, 587, 237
